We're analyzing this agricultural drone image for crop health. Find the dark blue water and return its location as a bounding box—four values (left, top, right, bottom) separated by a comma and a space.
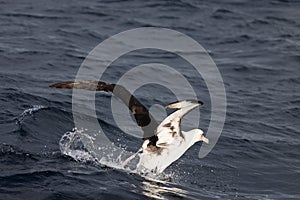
1, 0, 299, 199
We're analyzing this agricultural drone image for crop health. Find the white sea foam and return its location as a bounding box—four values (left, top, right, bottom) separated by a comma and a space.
16, 105, 47, 125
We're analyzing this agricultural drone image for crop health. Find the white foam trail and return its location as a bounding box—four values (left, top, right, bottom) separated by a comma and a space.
16, 105, 46, 125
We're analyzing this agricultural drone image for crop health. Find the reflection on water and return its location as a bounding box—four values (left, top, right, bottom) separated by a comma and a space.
138, 176, 189, 200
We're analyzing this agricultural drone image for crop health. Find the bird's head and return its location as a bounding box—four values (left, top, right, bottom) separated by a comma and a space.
193, 129, 209, 144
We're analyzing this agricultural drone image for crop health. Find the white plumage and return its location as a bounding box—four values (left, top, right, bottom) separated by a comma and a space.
124, 100, 209, 173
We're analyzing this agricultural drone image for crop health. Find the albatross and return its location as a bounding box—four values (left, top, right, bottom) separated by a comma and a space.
50, 80, 209, 173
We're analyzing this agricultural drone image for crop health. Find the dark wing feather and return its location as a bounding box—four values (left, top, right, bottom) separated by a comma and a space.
49, 80, 159, 142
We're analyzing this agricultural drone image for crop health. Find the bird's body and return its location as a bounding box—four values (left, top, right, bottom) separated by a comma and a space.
138, 129, 204, 173
125, 100, 209, 173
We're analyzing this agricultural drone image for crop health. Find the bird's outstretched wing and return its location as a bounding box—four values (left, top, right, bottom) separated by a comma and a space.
155, 100, 203, 147
49, 80, 159, 140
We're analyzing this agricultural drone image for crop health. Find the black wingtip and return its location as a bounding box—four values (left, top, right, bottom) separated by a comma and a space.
197, 100, 204, 106
49, 83, 60, 88
184, 99, 204, 106
48, 81, 77, 89
165, 99, 204, 109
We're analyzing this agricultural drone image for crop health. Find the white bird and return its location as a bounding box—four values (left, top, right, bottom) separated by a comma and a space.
49, 81, 208, 173
123, 100, 209, 173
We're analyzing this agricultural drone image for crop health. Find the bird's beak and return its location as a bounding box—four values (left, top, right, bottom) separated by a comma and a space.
201, 135, 209, 144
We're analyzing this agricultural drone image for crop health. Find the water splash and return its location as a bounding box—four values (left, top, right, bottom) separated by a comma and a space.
59, 128, 175, 180
16, 105, 47, 125
59, 128, 98, 163
59, 128, 131, 169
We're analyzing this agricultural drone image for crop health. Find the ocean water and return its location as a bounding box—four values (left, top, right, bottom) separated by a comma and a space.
0, 0, 299, 199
